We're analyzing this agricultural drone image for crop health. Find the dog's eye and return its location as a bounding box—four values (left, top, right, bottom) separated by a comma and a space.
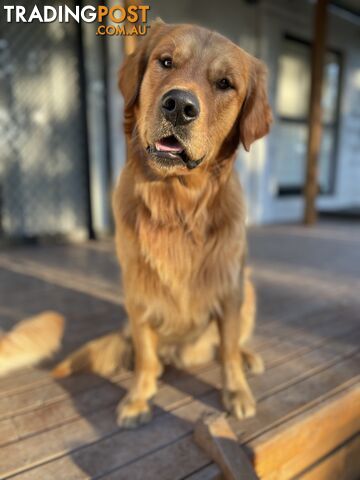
216, 78, 232, 90
159, 57, 173, 69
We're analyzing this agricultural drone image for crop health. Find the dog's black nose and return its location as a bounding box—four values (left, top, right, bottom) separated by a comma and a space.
161, 89, 200, 126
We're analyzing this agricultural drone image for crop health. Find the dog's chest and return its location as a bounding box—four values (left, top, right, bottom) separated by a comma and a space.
138, 214, 243, 326
128, 176, 245, 340
139, 218, 201, 284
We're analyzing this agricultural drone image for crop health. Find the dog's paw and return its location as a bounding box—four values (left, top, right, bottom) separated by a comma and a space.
117, 396, 152, 429
222, 388, 256, 420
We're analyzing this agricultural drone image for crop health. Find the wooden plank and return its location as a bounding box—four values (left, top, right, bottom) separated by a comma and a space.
257, 306, 359, 351
0, 319, 129, 403
0, 269, 121, 328
0, 331, 263, 399
185, 393, 360, 480
251, 384, 360, 479
238, 336, 360, 404
104, 382, 360, 480
7, 350, 358, 479
185, 463, 221, 480
0, 318, 358, 440
0, 332, 305, 447
251, 224, 360, 245
233, 361, 359, 439
0, 370, 46, 397
103, 383, 359, 480
0, 330, 295, 418
2, 302, 357, 421
254, 264, 360, 304
2, 323, 358, 448
0, 300, 329, 398
0, 247, 355, 398
0, 256, 335, 397
0, 313, 127, 399
103, 358, 359, 480
193, 413, 258, 480
0, 255, 123, 306
0, 243, 118, 288
1, 227, 359, 480
1, 296, 350, 399
0, 373, 120, 421
3, 314, 358, 423
297, 434, 360, 480
104, 436, 212, 480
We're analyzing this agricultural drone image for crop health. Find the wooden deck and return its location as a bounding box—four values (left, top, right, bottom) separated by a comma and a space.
0, 221, 359, 479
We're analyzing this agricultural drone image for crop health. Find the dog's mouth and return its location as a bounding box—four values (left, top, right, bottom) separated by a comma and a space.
147, 135, 202, 170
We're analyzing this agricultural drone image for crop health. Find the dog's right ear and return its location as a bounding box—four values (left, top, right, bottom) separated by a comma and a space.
239, 58, 272, 152
119, 20, 166, 135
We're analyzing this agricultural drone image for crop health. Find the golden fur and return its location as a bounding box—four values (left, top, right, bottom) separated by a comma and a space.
54, 21, 272, 428
0, 312, 64, 376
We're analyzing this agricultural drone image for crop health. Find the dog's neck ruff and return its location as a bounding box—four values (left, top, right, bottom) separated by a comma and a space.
128, 144, 239, 232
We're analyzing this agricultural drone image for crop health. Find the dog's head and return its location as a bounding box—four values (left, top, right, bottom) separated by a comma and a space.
119, 21, 272, 177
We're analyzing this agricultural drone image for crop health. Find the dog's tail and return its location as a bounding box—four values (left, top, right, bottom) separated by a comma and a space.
0, 311, 65, 377
52, 326, 133, 379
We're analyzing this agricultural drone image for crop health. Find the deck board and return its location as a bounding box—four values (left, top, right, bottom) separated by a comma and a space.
0, 221, 359, 479
1, 318, 357, 448
298, 433, 360, 480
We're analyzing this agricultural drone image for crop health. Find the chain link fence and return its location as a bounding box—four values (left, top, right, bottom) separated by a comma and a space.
0, 0, 90, 240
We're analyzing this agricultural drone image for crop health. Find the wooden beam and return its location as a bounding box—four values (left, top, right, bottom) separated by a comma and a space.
194, 413, 259, 480
299, 435, 360, 480
192, 383, 360, 480
251, 383, 360, 479
304, 0, 329, 225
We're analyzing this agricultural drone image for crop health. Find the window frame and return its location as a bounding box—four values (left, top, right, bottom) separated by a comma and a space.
276, 33, 343, 197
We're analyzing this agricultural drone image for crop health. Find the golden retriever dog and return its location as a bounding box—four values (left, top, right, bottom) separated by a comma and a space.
54, 20, 272, 428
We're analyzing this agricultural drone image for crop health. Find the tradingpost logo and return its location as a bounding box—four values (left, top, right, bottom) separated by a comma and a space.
2, 4, 151, 36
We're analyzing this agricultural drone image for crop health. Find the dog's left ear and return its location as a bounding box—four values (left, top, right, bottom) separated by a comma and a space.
119, 20, 166, 135
239, 58, 272, 151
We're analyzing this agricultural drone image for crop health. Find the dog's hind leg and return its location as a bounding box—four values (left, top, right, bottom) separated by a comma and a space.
173, 274, 264, 374
173, 321, 218, 369
241, 347, 264, 374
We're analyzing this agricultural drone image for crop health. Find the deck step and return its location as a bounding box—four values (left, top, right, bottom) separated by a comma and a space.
189, 381, 360, 480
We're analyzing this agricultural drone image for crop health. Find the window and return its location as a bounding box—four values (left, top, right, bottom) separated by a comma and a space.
273, 35, 341, 196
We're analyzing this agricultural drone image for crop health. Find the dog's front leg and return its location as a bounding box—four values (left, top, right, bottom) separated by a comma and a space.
218, 293, 256, 420
117, 305, 162, 428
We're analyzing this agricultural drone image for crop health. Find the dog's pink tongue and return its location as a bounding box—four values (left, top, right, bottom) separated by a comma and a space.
155, 139, 183, 153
